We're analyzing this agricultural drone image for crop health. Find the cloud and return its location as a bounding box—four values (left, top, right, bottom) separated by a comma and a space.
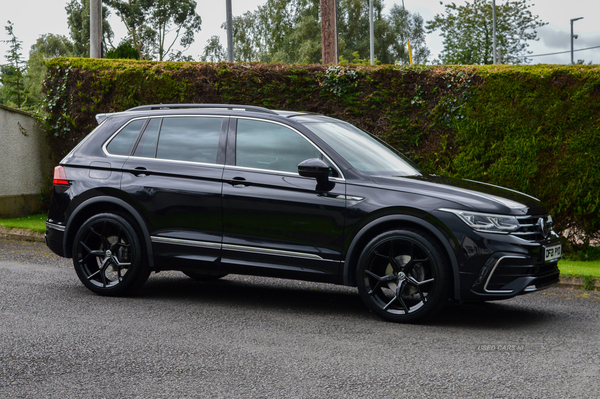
539, 26, 600, 50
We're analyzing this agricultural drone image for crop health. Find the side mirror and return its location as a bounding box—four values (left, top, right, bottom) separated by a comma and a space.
298, 158, 330, 184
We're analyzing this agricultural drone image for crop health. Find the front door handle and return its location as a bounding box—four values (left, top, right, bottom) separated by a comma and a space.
229, 176, 248, 188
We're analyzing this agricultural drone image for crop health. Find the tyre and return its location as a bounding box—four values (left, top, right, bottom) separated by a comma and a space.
72, 213, 150, 296
357, 228, 450, 323
182, 271, 228, 281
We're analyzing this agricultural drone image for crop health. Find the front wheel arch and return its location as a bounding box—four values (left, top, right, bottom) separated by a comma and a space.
343, 215, 460, 300
356, 228, 451, 322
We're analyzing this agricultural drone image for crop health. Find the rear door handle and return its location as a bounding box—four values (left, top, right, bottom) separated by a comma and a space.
133, 166, 147, 177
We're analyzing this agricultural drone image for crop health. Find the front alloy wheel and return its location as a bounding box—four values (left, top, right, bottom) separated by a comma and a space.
357, 229, 449, 323
73, 213, 149, 296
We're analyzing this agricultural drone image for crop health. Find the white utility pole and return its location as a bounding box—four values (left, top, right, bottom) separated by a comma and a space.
492, 0, 497, 64
369, 0, 374, 65
226, 0, 234, 62
90, 0, 102, 58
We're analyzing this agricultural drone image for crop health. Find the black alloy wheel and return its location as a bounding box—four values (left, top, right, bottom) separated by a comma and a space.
182, 271, 228, 281
357, 229, 450, 323
73, 213, 150, 296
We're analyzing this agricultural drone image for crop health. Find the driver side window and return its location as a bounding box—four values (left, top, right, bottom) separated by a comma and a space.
235, 119, 322, 174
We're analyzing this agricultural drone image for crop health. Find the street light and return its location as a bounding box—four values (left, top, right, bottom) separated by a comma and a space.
570, 17, 583, 65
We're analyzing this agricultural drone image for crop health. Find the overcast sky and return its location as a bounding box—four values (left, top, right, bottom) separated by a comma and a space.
1, 0, 599, 65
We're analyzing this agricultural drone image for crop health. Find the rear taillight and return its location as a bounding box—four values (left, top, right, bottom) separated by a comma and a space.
53, 166, 70, 187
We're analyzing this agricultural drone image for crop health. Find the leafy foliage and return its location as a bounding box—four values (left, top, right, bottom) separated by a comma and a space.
200, 36, 226, 63
26, 34, 75, 109
321, 65, 360, 97
105, 0, 201, 61
426, 0, 546, 64
106, 41, 141, 59
337, 0, 429, 64
1, 21, 28, 108
227, 0, 429, 64
66, 0, 114, 57
42, 59, 600, 247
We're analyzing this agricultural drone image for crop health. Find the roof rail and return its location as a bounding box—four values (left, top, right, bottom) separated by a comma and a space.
126, 104, 278, 115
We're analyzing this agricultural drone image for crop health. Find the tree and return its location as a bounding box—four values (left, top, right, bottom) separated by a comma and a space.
200, 35, 226, 62
426, 0, 546, 65
336, 0, 429, 64
0, 21, 27, 108
105, 41, 140, 59
26, 34, 75, 107
105, 0, 202, 61
66, 0, 114, 57
226, 0, 429, 64
386, 4, 429, 65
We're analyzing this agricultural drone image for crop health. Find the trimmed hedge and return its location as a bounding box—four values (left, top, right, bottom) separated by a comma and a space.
43, 58, 600, 248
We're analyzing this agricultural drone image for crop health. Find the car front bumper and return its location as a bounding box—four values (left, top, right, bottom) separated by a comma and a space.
454, 228, 561, 301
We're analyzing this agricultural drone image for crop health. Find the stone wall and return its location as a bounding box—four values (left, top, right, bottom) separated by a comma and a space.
0, 105, 52, 218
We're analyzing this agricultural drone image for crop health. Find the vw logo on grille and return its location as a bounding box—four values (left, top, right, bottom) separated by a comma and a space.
537, 217, 552, 238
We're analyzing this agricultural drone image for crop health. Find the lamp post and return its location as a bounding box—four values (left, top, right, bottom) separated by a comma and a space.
492, 0, 497, 64
570, 17, 583, 65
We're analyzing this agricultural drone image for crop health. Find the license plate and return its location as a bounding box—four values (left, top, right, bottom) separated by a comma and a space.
544, 244, 562, 262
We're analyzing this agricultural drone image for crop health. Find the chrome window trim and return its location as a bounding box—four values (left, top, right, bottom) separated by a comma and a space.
484, 255, 527, 294
233, 116, 345, 181
223, 164, 345, 182
123, 154, 225, 169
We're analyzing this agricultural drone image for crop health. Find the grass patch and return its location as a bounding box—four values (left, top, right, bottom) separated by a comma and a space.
558, 260, 600, 278
0, 213, 47, 234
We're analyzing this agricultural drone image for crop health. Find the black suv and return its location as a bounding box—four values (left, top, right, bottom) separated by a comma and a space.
46, 104, 561, 322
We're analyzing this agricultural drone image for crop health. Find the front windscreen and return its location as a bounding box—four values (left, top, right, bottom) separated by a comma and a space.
305, 121, 422, 177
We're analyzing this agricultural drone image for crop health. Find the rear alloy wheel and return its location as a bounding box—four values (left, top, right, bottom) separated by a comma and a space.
73, 213, 150, 296
357, 229, 450, 323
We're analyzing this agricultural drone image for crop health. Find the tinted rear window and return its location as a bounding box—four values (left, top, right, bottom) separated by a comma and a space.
155, 117, 223, 164
106, 119, 145, 156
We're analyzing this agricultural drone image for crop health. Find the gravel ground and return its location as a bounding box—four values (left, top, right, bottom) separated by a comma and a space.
1, 238, 599, 398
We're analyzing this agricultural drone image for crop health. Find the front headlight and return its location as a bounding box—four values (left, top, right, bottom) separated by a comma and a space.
439, 208, 520, 234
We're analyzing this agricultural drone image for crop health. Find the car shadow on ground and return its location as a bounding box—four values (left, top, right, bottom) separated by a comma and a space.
131, 272, 561, 328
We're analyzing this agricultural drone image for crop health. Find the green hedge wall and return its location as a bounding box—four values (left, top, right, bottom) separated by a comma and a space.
43, 58, 600, 248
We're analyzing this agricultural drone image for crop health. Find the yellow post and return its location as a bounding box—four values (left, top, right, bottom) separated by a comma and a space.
407, 40, 413, 65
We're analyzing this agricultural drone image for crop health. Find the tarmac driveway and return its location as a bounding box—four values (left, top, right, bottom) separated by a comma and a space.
1, 239, 599, 398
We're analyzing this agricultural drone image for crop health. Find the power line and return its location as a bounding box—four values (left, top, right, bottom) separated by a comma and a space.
527, 45, 600, 58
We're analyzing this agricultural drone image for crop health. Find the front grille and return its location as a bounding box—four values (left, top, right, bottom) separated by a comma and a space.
511, 214, 553, 241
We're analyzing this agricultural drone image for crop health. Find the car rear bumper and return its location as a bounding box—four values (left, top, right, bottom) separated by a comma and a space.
45, 221, 66, 257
